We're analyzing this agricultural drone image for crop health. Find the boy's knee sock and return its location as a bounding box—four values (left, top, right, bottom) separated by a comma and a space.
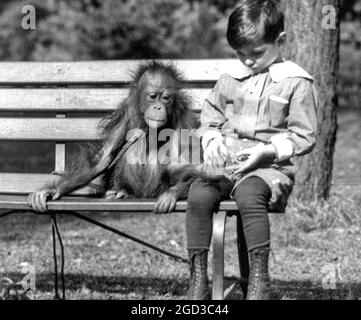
242, 211, 271, 251
186, 180, 225, 250
234, 177, 272, 251
186, 199, 216, 250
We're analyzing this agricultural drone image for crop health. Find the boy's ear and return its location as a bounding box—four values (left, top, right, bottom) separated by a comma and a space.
276, 32, 286, 46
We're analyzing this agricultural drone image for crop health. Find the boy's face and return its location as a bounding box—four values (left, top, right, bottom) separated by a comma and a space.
236, 34, 284, 74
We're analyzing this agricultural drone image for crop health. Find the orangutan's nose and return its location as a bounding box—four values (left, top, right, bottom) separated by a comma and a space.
153, 104, 165, 111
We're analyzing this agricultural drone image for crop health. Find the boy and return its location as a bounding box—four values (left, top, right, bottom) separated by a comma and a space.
187, 0, 317, 300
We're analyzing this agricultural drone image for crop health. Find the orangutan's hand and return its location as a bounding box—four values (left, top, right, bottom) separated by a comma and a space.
27, 188, 62, 213
153, 190, 177, 214
104, 189, 131, 199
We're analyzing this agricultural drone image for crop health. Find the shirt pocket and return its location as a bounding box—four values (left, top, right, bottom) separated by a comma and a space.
268, 95, 289, 128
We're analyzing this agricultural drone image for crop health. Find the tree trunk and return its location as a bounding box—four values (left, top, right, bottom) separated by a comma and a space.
282, 0, 340, 201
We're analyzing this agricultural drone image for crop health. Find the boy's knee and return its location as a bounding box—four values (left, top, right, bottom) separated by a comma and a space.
236, 196, 262, 214
234, 177, 271, 213
188, 181, 221, 211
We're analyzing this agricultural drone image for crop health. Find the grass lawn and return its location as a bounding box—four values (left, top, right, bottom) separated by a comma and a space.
0, 109, 360, 300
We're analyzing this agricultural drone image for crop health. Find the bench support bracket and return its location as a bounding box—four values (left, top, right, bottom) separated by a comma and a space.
212, 211, 227, 300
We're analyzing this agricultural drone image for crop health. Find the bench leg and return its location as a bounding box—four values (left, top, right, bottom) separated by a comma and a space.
237, 215, 249, 299
212, 211, 227, 300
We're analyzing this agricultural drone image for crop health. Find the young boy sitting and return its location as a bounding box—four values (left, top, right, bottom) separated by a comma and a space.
187, 0, 318, 300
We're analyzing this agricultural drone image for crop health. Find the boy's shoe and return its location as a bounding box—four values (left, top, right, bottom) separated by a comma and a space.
187, 250, 211, 300
246, 248, 271, 300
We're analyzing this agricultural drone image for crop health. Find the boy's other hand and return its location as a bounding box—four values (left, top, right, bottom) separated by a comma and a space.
203, 138, 227, 167
227, 143, 277, 177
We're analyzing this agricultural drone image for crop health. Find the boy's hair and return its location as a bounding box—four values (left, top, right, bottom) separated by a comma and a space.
227, 0, 284, 49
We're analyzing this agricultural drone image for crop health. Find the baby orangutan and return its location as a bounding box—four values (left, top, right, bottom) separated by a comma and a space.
28, 62, 199, 214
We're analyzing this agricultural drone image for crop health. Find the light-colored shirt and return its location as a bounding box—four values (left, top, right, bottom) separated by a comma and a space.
197, 60, 318, 212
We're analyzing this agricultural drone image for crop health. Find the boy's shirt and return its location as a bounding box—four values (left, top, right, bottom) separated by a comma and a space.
197, 60, 318, 211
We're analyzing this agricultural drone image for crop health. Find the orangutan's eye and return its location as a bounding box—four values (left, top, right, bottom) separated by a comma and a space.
149, 93, 157, 100
162, 95, 172, 104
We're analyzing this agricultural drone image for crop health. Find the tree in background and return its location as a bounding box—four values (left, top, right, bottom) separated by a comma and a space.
282, 0, 341, 202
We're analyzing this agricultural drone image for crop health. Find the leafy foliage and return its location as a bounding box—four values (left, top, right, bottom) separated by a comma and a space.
341, 0, 361, 20
0, 0, 234, 61
0, 0, 359, 61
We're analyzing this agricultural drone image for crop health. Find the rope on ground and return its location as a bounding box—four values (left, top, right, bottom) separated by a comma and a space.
67, 210, 188, 264
50, 214, 66, 300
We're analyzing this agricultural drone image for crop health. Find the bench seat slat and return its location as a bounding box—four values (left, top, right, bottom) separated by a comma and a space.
0, 195, 283, 213
0, 88, 209, 112
0, 59, 248, 84
0, 118, 102, 141
0, 195, 240, 212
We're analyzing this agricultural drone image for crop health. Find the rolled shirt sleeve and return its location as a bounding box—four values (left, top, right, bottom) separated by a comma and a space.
197, 75, 228, 150
270, 79, 318, 162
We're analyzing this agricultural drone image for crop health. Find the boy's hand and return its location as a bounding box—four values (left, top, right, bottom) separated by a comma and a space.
203, 138, 227, 167
227, 143, 277, 177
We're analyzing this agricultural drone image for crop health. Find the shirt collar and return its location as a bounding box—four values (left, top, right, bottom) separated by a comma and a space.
235, 60, 314, 82
268, 60, 314, 82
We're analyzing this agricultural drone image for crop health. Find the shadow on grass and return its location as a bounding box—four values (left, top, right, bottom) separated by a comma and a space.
271, 279, 361, 300
0, 210, 155, 241
223, 278, 361, 300
2, 272, 189, 297
3, 272, 361, 300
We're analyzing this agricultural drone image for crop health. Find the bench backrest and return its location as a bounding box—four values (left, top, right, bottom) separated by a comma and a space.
0, 59, 247, 195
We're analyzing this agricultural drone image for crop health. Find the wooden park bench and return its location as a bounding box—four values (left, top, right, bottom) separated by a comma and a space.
0, 59, 282, 300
